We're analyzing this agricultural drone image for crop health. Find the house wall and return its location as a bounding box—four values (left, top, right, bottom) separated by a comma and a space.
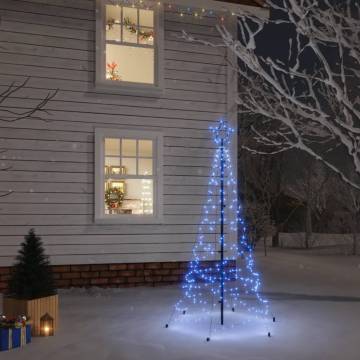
0, 260, 237, 291
0, 0, 237, 270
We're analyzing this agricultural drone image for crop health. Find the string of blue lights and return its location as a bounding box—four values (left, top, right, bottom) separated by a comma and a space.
166, 118, 272, 340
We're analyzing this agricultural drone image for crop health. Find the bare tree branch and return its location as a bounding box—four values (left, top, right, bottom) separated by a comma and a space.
0, 77, 58, 198
0, 77, 58, 122
182, 1, 360, 188
0, 165, 12, 171
0, 190, 13, 198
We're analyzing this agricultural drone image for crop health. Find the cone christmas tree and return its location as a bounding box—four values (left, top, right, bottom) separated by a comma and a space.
166, 119, 271, 340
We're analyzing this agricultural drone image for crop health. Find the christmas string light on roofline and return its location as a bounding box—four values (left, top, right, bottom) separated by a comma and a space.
106, 0, 239, 22
165, 118, 275, 341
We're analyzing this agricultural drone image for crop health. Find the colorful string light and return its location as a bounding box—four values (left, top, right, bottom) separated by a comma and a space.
166, 118, 271, 340
107, 0, 238, 21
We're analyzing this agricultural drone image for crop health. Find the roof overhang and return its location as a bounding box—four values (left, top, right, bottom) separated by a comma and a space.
216, 0, 265, 7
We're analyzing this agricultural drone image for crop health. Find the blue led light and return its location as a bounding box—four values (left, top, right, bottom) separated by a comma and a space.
167, 118, 270, 336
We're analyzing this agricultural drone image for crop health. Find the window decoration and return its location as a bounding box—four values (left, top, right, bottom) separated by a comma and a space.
106, 18, 116, 30
106, 62, 121, 81
105, 186, 125, 211
123, 17, 154, 41
106, 165, 126, 175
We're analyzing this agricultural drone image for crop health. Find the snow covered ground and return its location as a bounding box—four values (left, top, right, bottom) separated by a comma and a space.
1, 249, 360, 360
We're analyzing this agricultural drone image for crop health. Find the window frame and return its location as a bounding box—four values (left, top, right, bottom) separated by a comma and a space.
95, 0, 164, 96
95, 127, 164, 224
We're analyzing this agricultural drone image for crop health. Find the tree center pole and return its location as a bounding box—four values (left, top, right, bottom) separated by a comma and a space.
220, 138, 225, 325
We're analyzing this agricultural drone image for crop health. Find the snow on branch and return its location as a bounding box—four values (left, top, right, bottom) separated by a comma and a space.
182, 0, 360, 188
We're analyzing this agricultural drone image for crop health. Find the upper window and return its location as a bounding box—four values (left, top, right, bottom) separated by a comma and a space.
95, 128, 163, 223
96, 1, 164, 93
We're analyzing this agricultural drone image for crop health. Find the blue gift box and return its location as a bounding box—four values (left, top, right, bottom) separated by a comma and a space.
0, 325, 31, 351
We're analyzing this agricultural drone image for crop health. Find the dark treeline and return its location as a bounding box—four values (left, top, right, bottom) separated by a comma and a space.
238, 115, 360, 254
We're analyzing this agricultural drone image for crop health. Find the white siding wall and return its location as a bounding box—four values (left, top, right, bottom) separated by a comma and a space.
0, 0, 237, 265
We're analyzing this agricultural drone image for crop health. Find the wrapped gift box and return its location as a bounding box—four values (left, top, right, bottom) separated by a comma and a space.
0, 324, 31, 351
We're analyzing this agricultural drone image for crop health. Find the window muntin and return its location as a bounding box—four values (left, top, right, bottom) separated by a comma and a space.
104, 137, 155, 216
104, 4, 155, 84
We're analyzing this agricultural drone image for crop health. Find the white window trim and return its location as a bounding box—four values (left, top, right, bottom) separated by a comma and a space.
95, 127, 164, 224
95, 0, 164, 96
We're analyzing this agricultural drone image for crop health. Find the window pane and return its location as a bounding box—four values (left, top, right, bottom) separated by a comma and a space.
139, 9, 154, 27
140, 179, 153, 215
122, 139, 137, 156
138, 158, 153, 175
106, 44, 154, 84
123, 7, 138, 44
123, 7, 138, 25
105, 157, 120, 167
139, 27, 154, 46
105, 157, 120, 177
123, 179, 153, 215
123, 25, 138, 44
139, 140, 153, 157
106, 5, 120, 21
104, 179, 153, 215
122, 157, 137, 175
105, 138, 120, 156
106, 24, 121, 42
106, 5, 121, 41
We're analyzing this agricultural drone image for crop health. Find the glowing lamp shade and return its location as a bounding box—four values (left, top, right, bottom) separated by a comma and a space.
40, 313, 54, 336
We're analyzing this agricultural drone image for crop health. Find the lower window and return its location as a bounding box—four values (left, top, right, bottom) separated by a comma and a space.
95, 128, 163, 223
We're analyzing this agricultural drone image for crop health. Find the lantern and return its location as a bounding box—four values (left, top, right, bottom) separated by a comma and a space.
40, 313, 54, 337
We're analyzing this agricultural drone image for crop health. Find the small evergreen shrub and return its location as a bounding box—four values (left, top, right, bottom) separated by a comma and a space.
7, 229, 57, 300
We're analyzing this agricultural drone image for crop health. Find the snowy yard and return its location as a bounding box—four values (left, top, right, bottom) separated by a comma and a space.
1, 249, 360, 360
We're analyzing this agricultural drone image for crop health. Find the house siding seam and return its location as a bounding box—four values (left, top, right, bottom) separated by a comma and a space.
0, 0, 237, 266
0, 260, 236, 291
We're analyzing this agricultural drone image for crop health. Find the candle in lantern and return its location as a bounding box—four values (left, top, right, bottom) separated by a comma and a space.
40, 313, 54, 337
